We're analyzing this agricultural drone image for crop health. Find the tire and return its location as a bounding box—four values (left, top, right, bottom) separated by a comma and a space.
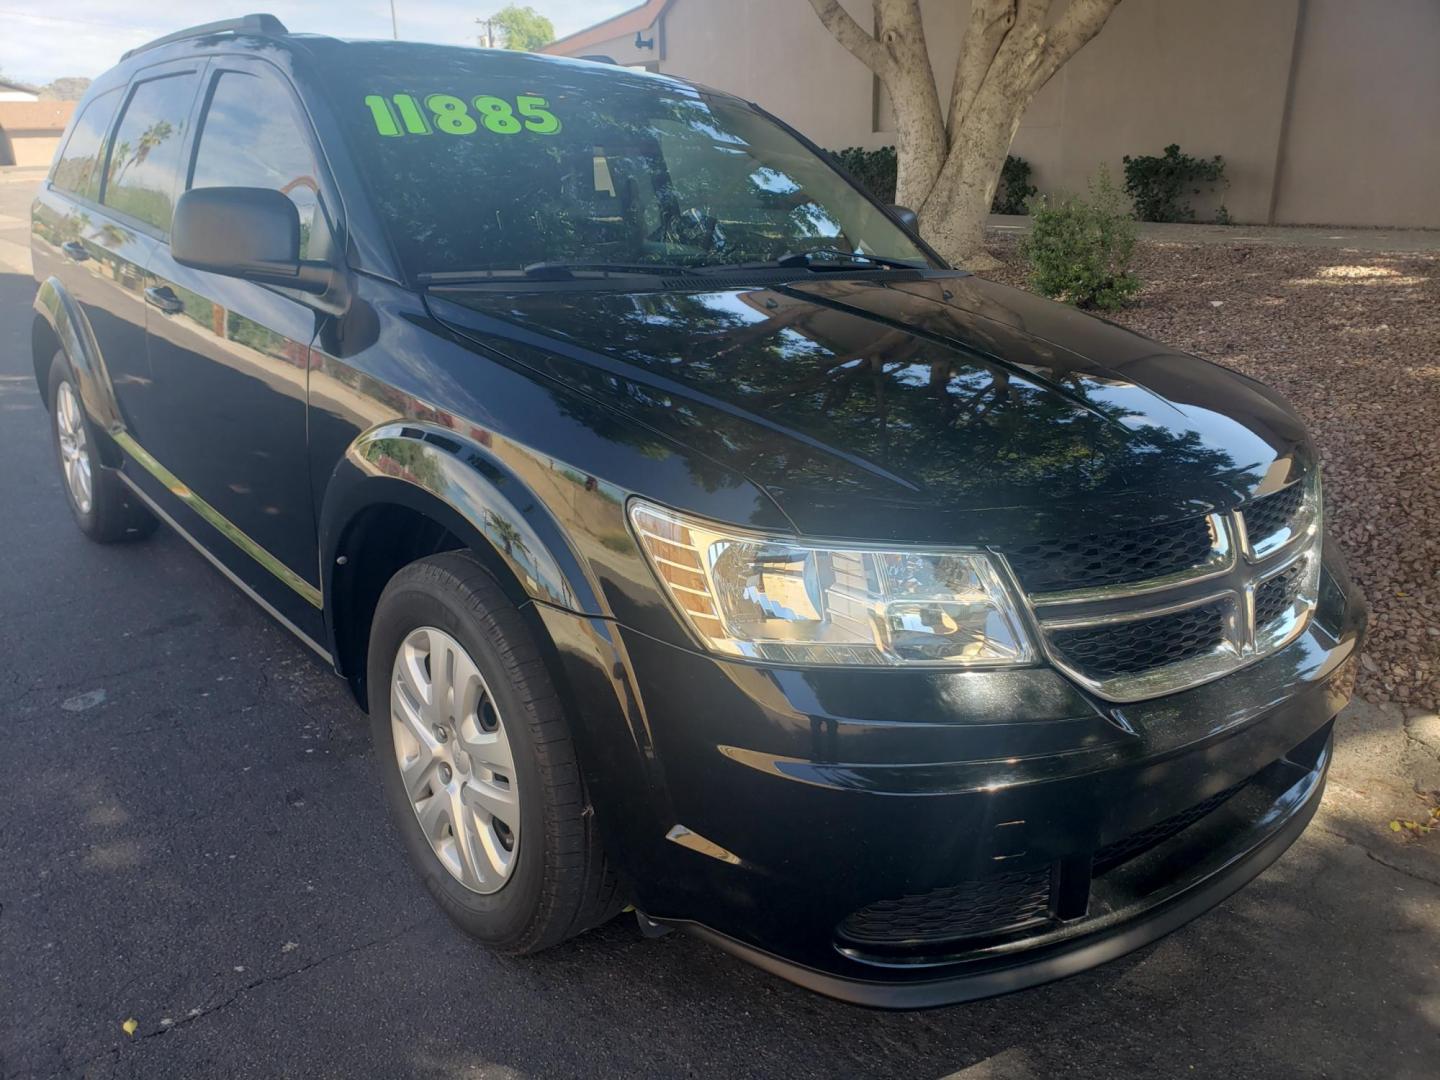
367, 551, 623, 953
47, 353, 158, 543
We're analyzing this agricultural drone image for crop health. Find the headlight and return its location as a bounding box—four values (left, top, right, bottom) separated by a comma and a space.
628, 501, 1035, 667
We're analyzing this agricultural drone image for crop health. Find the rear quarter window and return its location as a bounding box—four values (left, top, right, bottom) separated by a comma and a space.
52, 89, 122, 201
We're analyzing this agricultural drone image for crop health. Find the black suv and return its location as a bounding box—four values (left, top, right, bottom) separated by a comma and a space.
31, 16, 1365, 1007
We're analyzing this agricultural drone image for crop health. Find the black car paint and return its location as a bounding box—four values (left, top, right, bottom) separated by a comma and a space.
30, 34, 1365, 1007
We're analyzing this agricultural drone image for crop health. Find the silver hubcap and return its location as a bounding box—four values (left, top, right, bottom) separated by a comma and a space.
55, 382, 93, 515
391, 626, 520, 894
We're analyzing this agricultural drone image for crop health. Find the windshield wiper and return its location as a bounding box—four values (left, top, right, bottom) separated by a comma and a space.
419, 261, 694, 283
773, 247, 925, 270
691, 248, 926, 274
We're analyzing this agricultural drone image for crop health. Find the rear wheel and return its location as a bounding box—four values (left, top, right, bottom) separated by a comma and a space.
367, 551, 623, 952
47, 354, 157, 543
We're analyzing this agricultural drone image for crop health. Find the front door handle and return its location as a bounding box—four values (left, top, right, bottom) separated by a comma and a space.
144, 285, 184, 315
61, 240, 90, 261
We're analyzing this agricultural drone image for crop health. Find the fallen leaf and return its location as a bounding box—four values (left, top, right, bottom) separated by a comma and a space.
121, 1018, 138, 1037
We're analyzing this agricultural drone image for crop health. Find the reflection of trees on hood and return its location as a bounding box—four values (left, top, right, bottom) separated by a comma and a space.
454, 287, 1260, 507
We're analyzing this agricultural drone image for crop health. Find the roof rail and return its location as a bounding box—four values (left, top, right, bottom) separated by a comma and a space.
121, 13, 289, 61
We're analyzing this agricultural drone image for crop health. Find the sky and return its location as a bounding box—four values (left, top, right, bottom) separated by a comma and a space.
0, 1, 637, 86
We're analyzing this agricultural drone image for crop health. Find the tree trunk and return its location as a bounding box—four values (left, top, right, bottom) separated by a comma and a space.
918, 116, 1018, 269
809, 0, 1124, 271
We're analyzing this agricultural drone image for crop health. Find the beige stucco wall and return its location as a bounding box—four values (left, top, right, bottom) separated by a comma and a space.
3, 133, 61, 167
658, 0, 878, 148
1008, 0, 1300, 223
560, 29, 657, 69
1273, 0, 1440, 228
558, 0, 1438, 228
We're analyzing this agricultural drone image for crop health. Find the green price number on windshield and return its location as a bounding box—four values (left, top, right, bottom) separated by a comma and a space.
364, 93, 561, 137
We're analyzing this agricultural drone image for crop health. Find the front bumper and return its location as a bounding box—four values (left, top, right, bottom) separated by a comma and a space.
538, 548, 1364, 1008
685, 720, 1332, 1007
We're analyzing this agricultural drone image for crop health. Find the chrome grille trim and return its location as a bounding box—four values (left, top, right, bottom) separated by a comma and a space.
1002, 476, 1323, 703
1029, 515, 1232, 607
1243, 481, 1315, 560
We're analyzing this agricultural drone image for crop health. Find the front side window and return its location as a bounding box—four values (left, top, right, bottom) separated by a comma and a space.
190, 71, 324, 258
103, 72, 199, 233
52, 89, 121, 201
317, 47, 929, 278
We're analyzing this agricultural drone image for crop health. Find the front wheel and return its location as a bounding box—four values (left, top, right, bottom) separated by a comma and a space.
48, 354, 157, 543
367, 551, 623, 952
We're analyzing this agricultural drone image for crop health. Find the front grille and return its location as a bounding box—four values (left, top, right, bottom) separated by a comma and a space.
1255, 564, 1303, 626
1093, 779, 1249, 875
1243, 483, 1305, 544
1002, 515, 1215, 594
1049, 601, 1226, 679
838, 867, 1053, 948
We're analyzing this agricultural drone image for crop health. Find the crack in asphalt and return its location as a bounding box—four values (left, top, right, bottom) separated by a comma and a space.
1401, 712, 1440, 763
143, 921, 431, 1043
61, 920, 431, 1076
1315, 824, 1440, 887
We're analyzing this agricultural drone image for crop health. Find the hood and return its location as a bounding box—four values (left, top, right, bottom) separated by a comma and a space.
427, 273, 1313, 546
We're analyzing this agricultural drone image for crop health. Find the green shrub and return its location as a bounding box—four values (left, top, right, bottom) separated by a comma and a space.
830, 145, 898, 203
1021, 167, 1140, 310
1122, 143, 1227, 222
991, 155, 1037, 215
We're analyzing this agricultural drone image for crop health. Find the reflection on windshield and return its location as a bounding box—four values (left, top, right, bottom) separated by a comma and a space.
326, 50, 930, 276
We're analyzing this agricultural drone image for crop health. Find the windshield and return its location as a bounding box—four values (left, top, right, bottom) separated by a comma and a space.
315, 44, 931, 277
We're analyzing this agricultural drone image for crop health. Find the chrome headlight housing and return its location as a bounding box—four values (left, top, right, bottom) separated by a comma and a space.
628, 501, 1035, 667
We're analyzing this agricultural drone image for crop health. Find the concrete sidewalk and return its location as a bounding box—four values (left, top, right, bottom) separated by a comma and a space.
989, 211, 1440, 253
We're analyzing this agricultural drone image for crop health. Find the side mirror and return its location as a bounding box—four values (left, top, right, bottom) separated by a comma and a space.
172, 187, 333, 294
888, 205, 920, 232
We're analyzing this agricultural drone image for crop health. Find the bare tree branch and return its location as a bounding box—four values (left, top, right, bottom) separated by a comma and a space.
948, 0, 1018, 141
1031, 0, 1123, 91
806, 0, 891, 75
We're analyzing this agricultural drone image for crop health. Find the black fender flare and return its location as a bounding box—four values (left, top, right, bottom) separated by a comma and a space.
320, 422, 665, 880
32, 277, 126, 450
318, 420, 609, 646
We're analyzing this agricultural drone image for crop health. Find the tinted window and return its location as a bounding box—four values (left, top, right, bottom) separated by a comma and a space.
190, 71, 324, 258
104, 72, 199, 233
52, 89, 121, 201
316, 45, 928, 277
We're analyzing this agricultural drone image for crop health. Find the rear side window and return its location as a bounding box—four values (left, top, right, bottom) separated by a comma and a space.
103, 72, 200, 233
52, 89, 121, 201
189, 71, 323, 258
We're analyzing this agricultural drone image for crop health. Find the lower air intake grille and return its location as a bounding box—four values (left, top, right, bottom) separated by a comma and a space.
838, 868, 1053, 948
1093, 779, 1249, 875
1002, 515, 1215, 594
1050, 601, 1226, 679
1255, 564, 1303, 626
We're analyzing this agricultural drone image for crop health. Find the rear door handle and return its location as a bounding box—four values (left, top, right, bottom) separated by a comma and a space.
61, 240, 90, 261
144, 286, 184, 315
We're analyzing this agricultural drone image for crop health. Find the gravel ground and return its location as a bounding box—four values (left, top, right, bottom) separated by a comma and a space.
987, 239, 1440, 710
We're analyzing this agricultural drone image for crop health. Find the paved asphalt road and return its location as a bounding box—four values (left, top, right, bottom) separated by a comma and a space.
1, 171, 1436, 1079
